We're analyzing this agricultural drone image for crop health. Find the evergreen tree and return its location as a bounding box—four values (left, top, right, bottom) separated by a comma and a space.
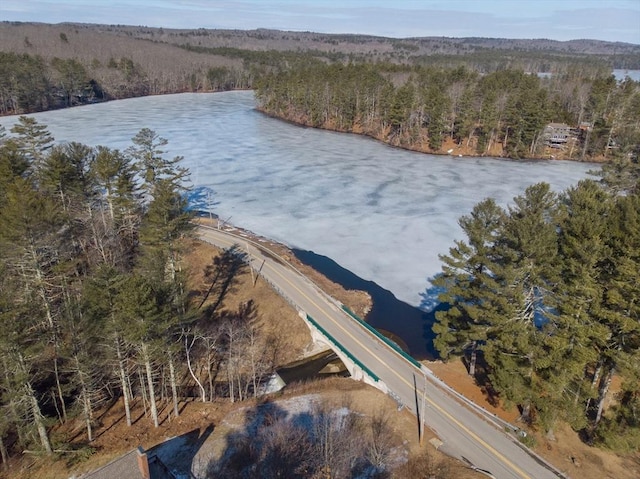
485, 184, 588, 428
432, 198, 507, 376
126, 128, 188, 197
115, 274, 170, 428
90, 146, 141, 268
588, 192, 640, 432
9, 116, 54, 173
554, 181, 614, 428
0, 263, 53, 454
83, 266, 134, 426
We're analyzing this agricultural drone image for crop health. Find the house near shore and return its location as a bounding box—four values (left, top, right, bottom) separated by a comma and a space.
543, 122, 573, 149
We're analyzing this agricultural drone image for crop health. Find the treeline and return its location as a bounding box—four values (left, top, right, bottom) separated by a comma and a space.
0, 50, 251, 115
0, 120, 284, 463
255, 63, 640, 161
2, 21, 639, 124
431, 159, 640, 452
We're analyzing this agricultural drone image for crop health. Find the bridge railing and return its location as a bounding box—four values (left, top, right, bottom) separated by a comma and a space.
304, 313, 380, 383
340, 305, 423, 370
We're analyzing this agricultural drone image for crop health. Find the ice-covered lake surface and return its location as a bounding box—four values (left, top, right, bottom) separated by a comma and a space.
1, 91, 596, 308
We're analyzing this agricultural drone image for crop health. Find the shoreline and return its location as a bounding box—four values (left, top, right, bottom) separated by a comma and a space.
193, 214, 434, 359
2, 88, 606, 164
255, 106, 607, 164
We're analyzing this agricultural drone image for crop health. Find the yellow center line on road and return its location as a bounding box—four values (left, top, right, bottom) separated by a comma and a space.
200, 229, 532, 479
262, 256, 533, 479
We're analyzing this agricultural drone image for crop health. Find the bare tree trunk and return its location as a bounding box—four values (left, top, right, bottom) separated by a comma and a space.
603, 117, 617, 159
487, 130, 495, 154
502, 128, 509, 153
89, 204, 109, 264
168, 354, 179, 418
51, 390, 63, 424
115, 338, 132, 426
207, 347, 215, 402
0, 433, 8, 471
142, 345, 159, 428
228, 361, 235, 404
74, 356, 93, 442
138, 365, 148, 418
29, 387, 52, 454
53, 354, 67, 423
227, 325, 236, 403
2, 358, 25, 447
468, 341, 478, 377
239, 374, 247, 402
185, 336, 206, 403
595, 367, 615, 426
29, 245, 68, 425
247, 327, 266, 398
84, 393, 93, 443
519, 402, 531, 424
581, 127, 591, 160
17, 353, 52, 454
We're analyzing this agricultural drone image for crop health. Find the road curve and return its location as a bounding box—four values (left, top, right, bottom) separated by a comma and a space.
198, 225, 565, 479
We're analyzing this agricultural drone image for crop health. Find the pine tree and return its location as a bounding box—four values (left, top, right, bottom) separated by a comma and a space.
9, 116, 53, 173
90, 146, 141, 268
555, 180, 616, 429
484, 183, 589, 428
0, 263, 53, 454
126, 128, 188, 197
432, 198, 507, 376
115, 274, 170, 428
589, 192, 640, 431
83, 267, 134, 426
39, 142, 95, 212
63, 282, 107, 442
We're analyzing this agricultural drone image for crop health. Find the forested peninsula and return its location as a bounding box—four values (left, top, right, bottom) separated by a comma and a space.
255, 63, 640, 161
1, 22, 639, 162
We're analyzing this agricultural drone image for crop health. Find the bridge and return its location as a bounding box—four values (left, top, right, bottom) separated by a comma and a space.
198, 224, 568, 479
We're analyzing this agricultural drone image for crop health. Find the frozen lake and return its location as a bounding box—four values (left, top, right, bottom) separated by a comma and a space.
1, 91, 596, 309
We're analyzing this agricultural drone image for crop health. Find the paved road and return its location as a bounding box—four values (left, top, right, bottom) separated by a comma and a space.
198, 225, 563, 479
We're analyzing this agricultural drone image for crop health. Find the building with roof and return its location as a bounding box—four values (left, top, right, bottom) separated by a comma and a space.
80, 446, 174, 479
543, 122, 573, 148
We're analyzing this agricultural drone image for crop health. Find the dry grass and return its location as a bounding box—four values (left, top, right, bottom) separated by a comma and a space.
181, 234, 313, 364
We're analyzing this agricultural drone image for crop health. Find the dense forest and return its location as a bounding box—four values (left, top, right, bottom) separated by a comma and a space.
431, 159, 640, 452
0, 119, 300, 466
1, 22, 639, 161
255, 63, 640, 161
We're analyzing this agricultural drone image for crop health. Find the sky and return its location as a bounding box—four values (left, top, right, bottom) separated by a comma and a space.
1, 0, 639, 44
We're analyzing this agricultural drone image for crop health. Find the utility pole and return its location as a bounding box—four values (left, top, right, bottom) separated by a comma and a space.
245, 242, 254, 286
255, 259, 265, 286
206, 190, 213, 224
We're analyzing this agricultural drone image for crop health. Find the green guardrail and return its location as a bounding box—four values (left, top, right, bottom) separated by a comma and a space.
305, 314, 380, 383
341, 305, 422, 370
